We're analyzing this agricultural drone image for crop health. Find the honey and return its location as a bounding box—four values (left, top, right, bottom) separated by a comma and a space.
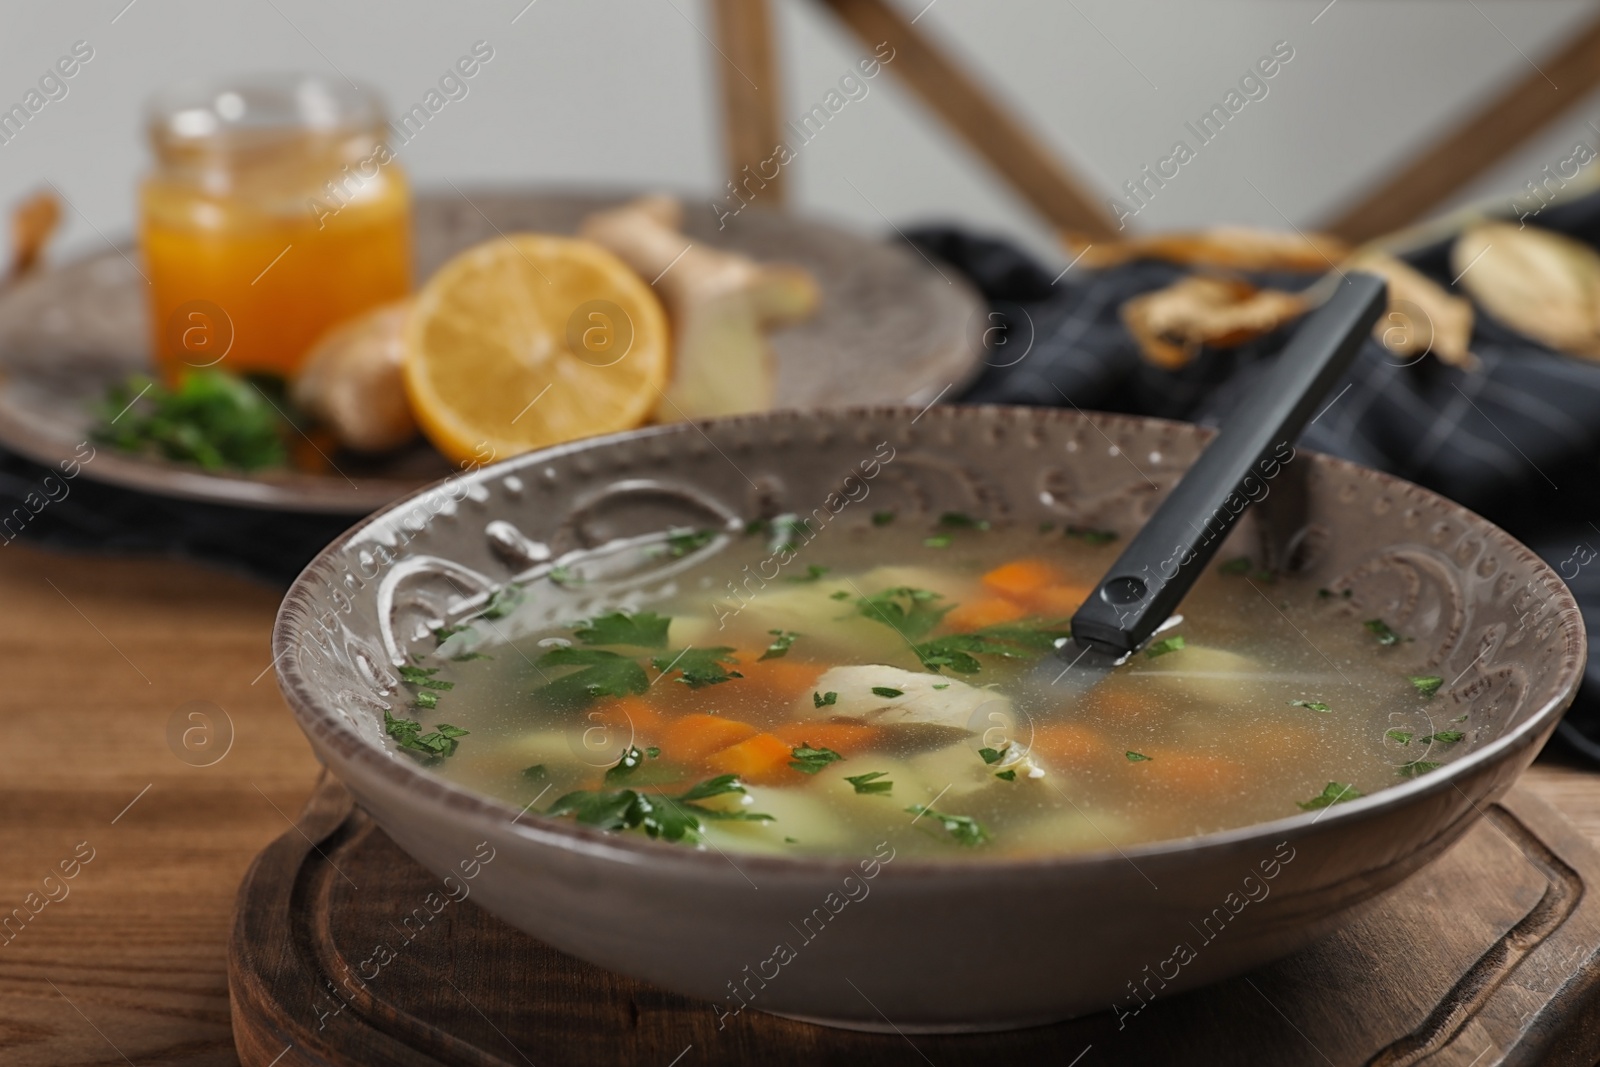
140, 76, 411, 381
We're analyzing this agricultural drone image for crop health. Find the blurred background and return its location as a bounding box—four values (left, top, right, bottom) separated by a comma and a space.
8, 0, 1600, 263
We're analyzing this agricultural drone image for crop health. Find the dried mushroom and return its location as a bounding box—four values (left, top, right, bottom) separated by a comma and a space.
1121, 275, 1307, 369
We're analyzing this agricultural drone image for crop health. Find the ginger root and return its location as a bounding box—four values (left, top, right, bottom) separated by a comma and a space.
580, 195, 818, 421
291, 301, 417, 453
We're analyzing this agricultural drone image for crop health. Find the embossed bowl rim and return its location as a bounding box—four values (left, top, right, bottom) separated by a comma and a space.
274, 405, 1587, 876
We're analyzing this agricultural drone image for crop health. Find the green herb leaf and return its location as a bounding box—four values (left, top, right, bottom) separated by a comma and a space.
939, 512, 990, 530
1409, 675, 1443, 698
434, 625, 468, 642
932, 683, 950, 690
480, 585, 525, 620
604, 745, 654, 784
871, 686, 904, 698
923, 535, 952, 549
1289, 700, 1331, 713
398, 664, 455, 691
652, 647, 742, 688
912, 618, 1071, 674
413, 690, 439, 710
1419, 731, 1464, 745
1397, 759, 1441, 779
522, 764, 548, 780
854, 586, 953, 640
789, 744, 844, 775
1125, 751, 1151, 762
1297, 781, 1362, 810
94, 370, 289, 471
548, 564, 581, 586
829, 590, 853, 601
844, 771, 893, 795
1145, 635, 1186, 658
573, 611, 672, 648
534, 647, 651, 707
547, 774, 773, 845
675, 773, 746, 803
788, 564, 830, 583
1364, 619, 1402, 646
978, 745, 1009, 765
384, 710, 421, 741
995, 769, 1017, 782
871, 511, 896, 526
767, 514, 812, 554
662, 527, 715, 557
1385, 729, 1413, 744
1065, 525, 1118, 545
761, 629, 800, 661
813, 690, 838, 708
1219, 556, 1252, 575
906, 804, 989, 846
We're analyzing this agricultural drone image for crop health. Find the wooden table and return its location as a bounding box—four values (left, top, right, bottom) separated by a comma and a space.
1, 541, 1596, 1066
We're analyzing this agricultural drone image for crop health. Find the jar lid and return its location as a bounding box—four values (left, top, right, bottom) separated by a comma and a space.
147, 73, 384, 152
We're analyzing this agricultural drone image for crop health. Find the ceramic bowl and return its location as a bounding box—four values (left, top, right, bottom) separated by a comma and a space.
273, 405, 1585, 1031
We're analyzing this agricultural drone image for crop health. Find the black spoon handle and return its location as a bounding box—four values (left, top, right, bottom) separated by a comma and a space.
1068, 271, 1388, 654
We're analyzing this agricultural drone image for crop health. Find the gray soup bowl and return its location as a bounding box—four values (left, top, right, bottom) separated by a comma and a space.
274, 405, 1585, 1031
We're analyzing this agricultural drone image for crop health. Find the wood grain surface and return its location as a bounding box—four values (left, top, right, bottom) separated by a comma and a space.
0, 539, 1598, 1065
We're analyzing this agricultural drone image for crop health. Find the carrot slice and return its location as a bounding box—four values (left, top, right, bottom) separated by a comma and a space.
734, 652, 824, 705
710, 731, 796, 784
983, 558, 1064, 600
1029, 584, 1091, 616
1029, 724, 1109, 767
1138, 752, 1247, 794
945, 596, 1028, 632
659, 714, 758, 761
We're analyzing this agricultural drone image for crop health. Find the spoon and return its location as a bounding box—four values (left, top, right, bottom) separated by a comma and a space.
1040, 271, 1388, 701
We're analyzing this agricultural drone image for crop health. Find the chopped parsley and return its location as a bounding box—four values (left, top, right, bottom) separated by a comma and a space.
939, 512, 990, 530
1385, 729, 1413, 745
398, 665, 454, 691
788, 565, 830, 583
451, 651, 493, 663
94, 370, 289, 471
1297, 781, 1361, 810
604, 744, 656, 783
844, 771, 893, 795
932, 683, 950, 690
1409, 675, 1443, 698
1419, 731, 1464, 745
828, 589, 853, 601
978, 745, 1010, 765
547, 564, 581, 586
761, 629, 800, 660
1065, 525, 1118, 545
923, 535, 953, 549
1145, 635, 1186, 658
383, 711, 468, 759
534, 647, 650, 707
522, 764, 548, 780
1219, 556, 1252, 575
546, 773, 773, 844
913, 618, 1072, 674
480, 585, 524, 620
907, 804, 989, 846
1289, 700, 1331, 713
573, 611, 672, 648
413, 690, 439, 710
995, 769, 1018, 781
789, 744, 844, 774
660, 527, 715, 558
1125, 751, 1151, 762
855, 586, 953, 639
434, 624, 469, 642
1397, 759, 1441, 778
1318, 587, 1354, 600
652, 647, 742, 688
871, 511, 896, 526
813, 690, 838, 708
871, 686, 904, 698
1364, 619, 1402, 646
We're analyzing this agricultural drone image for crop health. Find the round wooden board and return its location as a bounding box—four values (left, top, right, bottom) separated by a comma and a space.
0, 189, 984, 514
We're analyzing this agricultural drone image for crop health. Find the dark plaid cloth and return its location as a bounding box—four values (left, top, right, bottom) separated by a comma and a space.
909, 194, 1600, 761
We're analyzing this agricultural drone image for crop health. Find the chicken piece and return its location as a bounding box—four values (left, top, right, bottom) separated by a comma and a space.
580, 195, 819, 420
798, 665, 1009, 731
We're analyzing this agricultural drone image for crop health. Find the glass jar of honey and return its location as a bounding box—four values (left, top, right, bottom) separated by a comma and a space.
141, 74, 411, 382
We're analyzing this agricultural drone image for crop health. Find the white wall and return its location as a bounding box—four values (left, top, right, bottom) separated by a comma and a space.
4, 0, 1599, 267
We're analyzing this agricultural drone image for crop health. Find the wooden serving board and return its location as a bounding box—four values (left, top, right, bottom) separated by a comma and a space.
229, 775, 1600, 1067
